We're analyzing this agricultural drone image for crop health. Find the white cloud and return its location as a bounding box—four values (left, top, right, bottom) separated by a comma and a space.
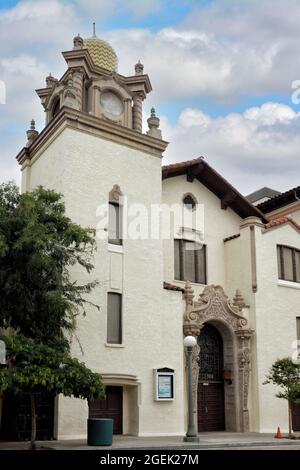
162, 103, 300, 193
1, 0, 300, 195
0, 0, 76, 131
178, 108, 211, 129
105, 0, 300, 102
73, 0, 161, 20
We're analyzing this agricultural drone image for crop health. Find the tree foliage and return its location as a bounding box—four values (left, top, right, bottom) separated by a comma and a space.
0, 182, 98, 350
0, 182, 104, 448
0, 335, 105, 401
264, 357, 300, 436
264, 358, 300, 401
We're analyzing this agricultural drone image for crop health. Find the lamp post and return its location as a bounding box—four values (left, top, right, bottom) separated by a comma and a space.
0, 340, 6, 430
183, 335, 199, 443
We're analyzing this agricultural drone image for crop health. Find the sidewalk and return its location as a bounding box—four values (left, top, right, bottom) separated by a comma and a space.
1, 432, 300, 450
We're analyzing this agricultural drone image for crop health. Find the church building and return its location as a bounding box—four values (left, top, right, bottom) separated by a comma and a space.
7, 28, 300, 439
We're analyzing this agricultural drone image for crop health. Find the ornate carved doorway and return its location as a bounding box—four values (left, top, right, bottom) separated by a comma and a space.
197, 323, 225, 431
183, 283, 254, 432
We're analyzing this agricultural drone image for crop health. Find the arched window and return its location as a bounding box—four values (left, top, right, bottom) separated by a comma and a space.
183, 193, 197, 210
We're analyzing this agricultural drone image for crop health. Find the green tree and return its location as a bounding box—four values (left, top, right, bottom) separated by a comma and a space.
264, 358, 300, 437
0, 182, 98, 350
0, 182, 104, 449
0, 335, 105, 449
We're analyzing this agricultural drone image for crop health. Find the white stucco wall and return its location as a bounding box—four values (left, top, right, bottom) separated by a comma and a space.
25, 127, 185, 438
23, 125, 300, 436
162, 175, 242, 300
224, 221, 300, 433
254, 224, 300, 433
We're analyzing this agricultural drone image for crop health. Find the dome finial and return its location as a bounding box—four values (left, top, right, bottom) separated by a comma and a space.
135, 60, 144, 75
73, 33, 83, 50
147, 107, 162, 139
83, 30, 118, 72
26, 118, 39, 146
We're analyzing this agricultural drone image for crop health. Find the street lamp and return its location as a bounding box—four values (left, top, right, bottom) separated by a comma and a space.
183, 335, 199, 443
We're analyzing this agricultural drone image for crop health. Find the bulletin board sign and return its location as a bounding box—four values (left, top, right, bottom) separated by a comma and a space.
154, 368, 175, 401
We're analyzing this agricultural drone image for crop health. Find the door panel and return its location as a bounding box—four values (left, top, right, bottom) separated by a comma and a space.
89, 386, 123, 434
292, 403, 300, 431
197, 383, 225, 432
197, 324, 225, 432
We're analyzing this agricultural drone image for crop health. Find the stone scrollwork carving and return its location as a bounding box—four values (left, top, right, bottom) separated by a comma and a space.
184, 340, 200, 411
183, 283, 254, 432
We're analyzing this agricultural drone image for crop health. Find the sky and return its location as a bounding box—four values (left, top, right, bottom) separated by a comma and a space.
0, 0, 300, 194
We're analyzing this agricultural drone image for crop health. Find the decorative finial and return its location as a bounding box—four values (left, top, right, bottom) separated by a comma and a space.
232, 289, 248, 312
46, 73, 57, 87
135, 60, 144, 75
73, 33, 83, 50
26, 118, 39, 146
93, 22, 96, 37
147, 106, 162, 139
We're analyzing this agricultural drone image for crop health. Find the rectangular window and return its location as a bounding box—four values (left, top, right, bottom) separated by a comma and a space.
277, 245, 300, 283
107, 293, 122, 344
297, 317, 300, 342
174, 239, 207, 284
108, 203, 122, 245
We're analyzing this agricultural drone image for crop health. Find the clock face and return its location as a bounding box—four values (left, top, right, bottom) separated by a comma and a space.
100, 91, 124, 117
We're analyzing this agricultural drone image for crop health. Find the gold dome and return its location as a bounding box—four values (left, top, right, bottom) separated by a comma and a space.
84, 36, 118, 72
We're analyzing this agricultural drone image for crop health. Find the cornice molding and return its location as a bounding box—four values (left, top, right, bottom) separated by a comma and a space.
16, 106, 168, 165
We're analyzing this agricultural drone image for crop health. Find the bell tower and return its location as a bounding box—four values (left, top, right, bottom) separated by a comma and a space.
14, 28, 186, 442
34, 25, 155, 133
16, 26, 167, 193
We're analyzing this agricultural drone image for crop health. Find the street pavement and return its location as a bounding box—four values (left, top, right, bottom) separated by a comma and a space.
0, 432, 300, 450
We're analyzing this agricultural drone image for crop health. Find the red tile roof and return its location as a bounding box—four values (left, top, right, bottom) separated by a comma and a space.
162, 158, 267, 222
223, 233, 241, 243
258, 186, 300, 213
264, 216, 300, 232
163, 281, 185, 292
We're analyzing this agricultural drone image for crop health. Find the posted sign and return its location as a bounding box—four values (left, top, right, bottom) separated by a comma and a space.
154, 368, 175, 401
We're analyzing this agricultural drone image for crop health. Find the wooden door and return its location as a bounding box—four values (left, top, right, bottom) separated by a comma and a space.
198, 383, 225, 431
292, 403, 300, 431
89, 386, 123, 434
197, 323, 225, 432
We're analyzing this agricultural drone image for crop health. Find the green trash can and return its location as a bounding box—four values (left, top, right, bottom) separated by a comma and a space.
87, 418, 113, 446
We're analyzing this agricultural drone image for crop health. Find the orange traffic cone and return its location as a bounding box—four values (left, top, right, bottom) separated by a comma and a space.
274, 426, 282, 438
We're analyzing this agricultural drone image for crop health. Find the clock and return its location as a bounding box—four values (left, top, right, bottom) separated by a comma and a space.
100, 91, 124, 117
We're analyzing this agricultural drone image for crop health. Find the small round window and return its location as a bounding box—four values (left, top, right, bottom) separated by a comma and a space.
183, 194, 197, 210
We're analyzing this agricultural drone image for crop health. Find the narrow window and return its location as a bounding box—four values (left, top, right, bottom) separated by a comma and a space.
296, 317, 300, 361
108, 202, 122, 245
107, 293, 122, 344
174, 239, 206, 284
296, 317, 300, 342
277, 245, 300, 283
